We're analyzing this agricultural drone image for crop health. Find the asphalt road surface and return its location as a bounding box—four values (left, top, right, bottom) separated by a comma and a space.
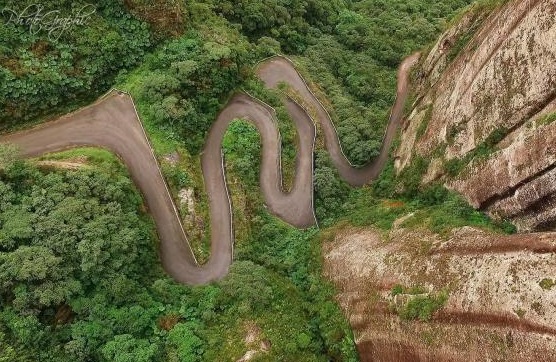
0, 54, 419, 285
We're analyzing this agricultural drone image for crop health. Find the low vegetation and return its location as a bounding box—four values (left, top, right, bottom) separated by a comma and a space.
444, 126, 508, 177
445, 0, 511, 62
539, 278, 556, 290
391, 284, 428, 297
399, 292, 448, 322
390, 285, 449, 322
329, 153, 516, 235
536, 112, 556, 127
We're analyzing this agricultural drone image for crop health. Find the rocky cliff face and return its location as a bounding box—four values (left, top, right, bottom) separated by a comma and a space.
324, 224, 556, 362
396, 0, 556, 231
326, 2, 556, 359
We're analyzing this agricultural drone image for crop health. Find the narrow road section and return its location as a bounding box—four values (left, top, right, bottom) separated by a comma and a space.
0, 54, 419, 285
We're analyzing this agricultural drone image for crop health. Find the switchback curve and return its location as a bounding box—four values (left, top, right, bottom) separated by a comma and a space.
0, 54, 419, 285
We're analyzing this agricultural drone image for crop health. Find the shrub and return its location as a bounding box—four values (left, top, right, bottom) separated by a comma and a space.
539, 278, 555, 290
399, 292, 448, 322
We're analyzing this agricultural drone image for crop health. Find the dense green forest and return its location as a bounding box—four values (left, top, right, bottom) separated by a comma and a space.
0, 148, 356, 361
0, 0, 154, 130
0, 0, 505, 361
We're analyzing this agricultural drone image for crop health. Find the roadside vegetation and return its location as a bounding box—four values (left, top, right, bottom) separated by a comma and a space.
0, 0, 507, 360
0, 147, 357, 361
314, 148, 516, 235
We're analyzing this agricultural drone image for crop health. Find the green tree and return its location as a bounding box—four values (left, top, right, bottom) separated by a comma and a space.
167, 323, 203, 361
101, 334, 159, 362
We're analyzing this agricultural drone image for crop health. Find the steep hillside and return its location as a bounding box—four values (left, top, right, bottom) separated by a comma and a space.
396, 0, 556, 231
320, 1, 556, 360
324, 224, 556, 362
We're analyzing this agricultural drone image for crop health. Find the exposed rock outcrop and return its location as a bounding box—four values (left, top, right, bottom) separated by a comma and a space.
323, 1, 556, 360
235, 321, 271, 362
323, 224, 556, 362
396, 0, 556, 231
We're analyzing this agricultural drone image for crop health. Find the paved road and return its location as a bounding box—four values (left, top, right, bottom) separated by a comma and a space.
0, 54, 419, 285
258, 53, 420, 185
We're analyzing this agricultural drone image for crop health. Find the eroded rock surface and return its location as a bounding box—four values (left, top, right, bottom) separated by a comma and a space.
396, 0, 556, 231
323, 224, 556, 362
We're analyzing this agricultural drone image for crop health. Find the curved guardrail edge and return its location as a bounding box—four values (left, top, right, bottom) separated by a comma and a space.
113, 88, 201, 266
258, 53, 418, 169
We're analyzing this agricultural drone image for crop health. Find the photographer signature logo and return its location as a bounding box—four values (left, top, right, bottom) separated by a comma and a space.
2, 4, 96, 41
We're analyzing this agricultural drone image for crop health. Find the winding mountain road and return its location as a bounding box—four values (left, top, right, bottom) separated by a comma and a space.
0, 54, 419, 285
